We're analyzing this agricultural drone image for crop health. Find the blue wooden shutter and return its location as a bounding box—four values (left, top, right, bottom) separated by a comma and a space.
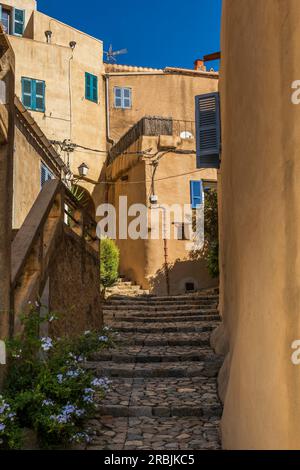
195, 92, 221, 169
41, 162, 53, 188
85, 72, 91, 100
92, 74, 98, 102
0, 6, 2, 27
22, 77, 32, 109
34, 80, 45, 112
13, 8, 25, 36
85, 73, 98, 102
190, 181, 203, 209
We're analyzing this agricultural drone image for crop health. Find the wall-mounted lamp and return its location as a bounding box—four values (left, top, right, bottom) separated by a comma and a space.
69, 41, 77, 50
78, 162, 89, 178
45, 30, 52, 43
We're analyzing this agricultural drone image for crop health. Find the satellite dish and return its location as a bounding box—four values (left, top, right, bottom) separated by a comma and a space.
180, 131, 194, 140
104, 44, 128, 63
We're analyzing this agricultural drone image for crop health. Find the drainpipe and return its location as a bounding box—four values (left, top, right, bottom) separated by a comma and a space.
104, 74, 114, 146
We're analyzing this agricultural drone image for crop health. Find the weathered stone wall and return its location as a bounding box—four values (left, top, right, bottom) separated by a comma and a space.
49, 226, 102, 337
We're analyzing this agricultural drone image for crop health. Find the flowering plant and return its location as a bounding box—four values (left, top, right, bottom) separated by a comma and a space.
0, 396, 21, 449
3, 305, 113, 449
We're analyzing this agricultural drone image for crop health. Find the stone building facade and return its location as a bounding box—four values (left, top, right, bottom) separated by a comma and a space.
105, 64, 219, 294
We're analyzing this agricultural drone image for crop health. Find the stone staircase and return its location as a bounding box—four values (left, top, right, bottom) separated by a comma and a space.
105, 277, 149, 298
85, 291, 223, 450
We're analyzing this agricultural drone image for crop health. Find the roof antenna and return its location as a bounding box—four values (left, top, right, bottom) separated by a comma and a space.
104, 44, 128, 63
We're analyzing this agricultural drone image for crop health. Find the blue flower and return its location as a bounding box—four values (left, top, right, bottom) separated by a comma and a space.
66, 369, 80, 378
98, 336, 108, 342
42, 399, 54, 407
0, 423, 6, 432
41, 337, 53, 352
91, 377, 111, 389
57, 374, 64, 384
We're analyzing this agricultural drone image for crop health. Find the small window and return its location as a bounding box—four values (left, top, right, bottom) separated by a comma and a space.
41, 162, 53, 188
0, 6, 25, 36
85, 72, 98, 103
1, 9, 10, 34
13, 8, 25, 36
190, 180, 203, 209
185, 282, 195, 292
177, 223, 191, 241
114, 87, 132, 109
21, 77, 45, 112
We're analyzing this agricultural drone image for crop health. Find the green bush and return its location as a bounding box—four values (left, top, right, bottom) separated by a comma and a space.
3, 306, 114, 449
100, 238, 119, 290
203, 189, 219, 278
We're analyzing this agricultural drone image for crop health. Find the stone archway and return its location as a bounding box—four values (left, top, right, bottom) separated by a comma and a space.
71, 184, 96, 219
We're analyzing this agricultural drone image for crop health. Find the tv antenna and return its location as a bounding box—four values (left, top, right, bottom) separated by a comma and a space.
104, 44, 128, 63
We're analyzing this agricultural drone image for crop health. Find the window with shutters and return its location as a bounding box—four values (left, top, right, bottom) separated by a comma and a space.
0, 5, 25, 36
85, 72, 98, 103
21, 77, 45, 112
190, 180, 203, 209
41, 162, 53, 188
1, 8, 10, 33
114, 87, 132, 109
195, 92, 221, 169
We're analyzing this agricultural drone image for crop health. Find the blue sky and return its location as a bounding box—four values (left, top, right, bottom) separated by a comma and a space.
37, 0, 222, 70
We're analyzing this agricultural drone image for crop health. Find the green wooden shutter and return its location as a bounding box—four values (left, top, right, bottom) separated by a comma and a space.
190, 181, 203, 209
22, 77, 32, 109
34, 80, 45, 112
13, 8, 25, 36
85, 72, 91, 100
92, 74, 98, 102
195, 92, 221, 169
85, 73, 98, 102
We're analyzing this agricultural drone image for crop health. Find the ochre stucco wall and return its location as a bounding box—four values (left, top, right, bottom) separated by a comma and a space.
219, 0, 300, 449
8, 8, 107, 209
107, 135, 218, 294
108, 72, 218, 142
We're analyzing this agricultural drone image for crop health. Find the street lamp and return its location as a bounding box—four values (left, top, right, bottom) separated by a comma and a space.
78, 162, 89, 178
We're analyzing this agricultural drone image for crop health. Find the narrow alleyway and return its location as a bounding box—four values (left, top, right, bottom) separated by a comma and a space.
85, 289, 223, 450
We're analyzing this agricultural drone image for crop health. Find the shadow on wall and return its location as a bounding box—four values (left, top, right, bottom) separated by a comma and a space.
149, 251, 219, 296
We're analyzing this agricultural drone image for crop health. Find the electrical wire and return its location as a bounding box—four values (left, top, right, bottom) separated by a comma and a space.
96, 168, 209, 185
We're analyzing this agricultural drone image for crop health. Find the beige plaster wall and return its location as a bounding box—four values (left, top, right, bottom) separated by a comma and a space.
13, 119, 59, 228
107, 136, 218, 294
9, 10, 107, 207
107, 144, 148, 289
219, 0, 300, 450
108, 73, 218, 142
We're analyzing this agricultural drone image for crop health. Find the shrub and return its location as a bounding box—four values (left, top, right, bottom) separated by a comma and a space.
203, 189, 219, 278
3, 306, 114, 449
100, 238, 119, 290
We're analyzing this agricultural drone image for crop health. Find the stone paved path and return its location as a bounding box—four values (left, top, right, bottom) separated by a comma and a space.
85, 291, 223, 450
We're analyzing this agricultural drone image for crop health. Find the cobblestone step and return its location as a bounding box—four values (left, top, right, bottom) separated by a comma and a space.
93, 377, 222, 419
115, 332, 212, 347
86, 358, 222, 378
106, 297, 218, 304
90, 346, 218, 363
106, 321, 219, 334
84, 291, 223, 451
103, 304, 218, 312
86, 416, 221, 450
104, 314, 220, 323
